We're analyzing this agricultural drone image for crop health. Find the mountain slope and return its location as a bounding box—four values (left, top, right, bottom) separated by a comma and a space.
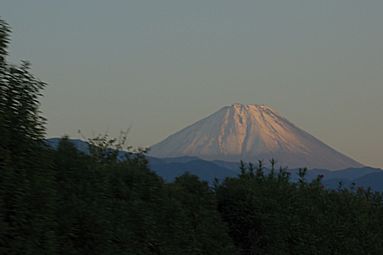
150, 104, 363, 170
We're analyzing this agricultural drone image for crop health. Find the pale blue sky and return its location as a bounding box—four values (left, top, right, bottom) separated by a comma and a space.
2, 0, 383, 168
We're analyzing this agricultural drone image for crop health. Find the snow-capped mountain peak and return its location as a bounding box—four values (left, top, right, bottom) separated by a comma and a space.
149, 104, 363, 170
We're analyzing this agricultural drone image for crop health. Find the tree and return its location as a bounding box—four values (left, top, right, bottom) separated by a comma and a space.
168, 173, 237, 254
0, 18, 56, 254
0, 18, 10, 64
216, 161, 383, 254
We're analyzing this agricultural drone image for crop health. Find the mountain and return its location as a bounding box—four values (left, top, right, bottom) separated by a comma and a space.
150, 103, 363, 170
148, 157, 237, 182
353, 172, 383, 192
46, 138, 89, 153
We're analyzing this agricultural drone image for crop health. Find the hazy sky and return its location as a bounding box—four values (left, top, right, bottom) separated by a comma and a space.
2, 0, 383, 168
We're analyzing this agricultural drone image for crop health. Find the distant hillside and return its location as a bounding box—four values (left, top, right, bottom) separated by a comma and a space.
46, 138, 382, 191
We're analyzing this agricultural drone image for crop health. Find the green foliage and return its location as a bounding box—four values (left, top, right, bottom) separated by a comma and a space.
0, 18, 10, 63
52, 136, 236, 255
167, 173, 237, 254
0, 18, 56, 255
216, 161, 383, 254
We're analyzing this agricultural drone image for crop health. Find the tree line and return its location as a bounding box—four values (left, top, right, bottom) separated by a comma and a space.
1, 18, 383, 254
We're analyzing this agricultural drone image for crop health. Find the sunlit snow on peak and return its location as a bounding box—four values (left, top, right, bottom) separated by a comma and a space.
150, 104, 363, 170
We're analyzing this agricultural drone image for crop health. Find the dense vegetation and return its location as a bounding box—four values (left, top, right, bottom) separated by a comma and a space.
1, 19, 383, 254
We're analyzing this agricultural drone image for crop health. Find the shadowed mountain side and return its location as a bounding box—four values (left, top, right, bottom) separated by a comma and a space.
148, 158, 237, 182
46, 138, 90, 153
288, 167, 382, 182
354, 172, 383, 192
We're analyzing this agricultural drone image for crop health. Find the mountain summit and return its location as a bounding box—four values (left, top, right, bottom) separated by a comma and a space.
150, 104, 363, 170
